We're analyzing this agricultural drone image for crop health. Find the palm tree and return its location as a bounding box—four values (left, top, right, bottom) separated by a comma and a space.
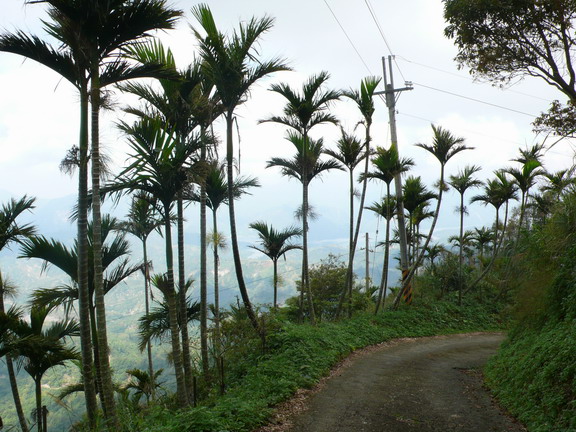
402, 176, 437, 264
0, 196, 35, 432
395, 125, 471, 307
118, 192, 163, 397
192, 4, 289, 340
190, 161, 259, 330
448, 165, 482, 305
469, 171, 518, 292
506, 159, 544, 235
366, 197, 397, 312
541, 168, 576, 199
115, 117, 201, 407
267, 132, 342, 322
122, 368, 164, 405
362, 145, 414, 314
339, 77, 381, 318
249, 222, 303, 308
1, 306, 79, 432
471, 227, 495, 264
262, 72, 341, 323
121, 41, 223, 381
325, 128, 367, 316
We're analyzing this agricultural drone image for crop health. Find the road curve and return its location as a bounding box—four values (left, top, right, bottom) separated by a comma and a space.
285, 333, 525, 432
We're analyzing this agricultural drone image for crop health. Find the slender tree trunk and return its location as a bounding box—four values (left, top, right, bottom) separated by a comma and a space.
273, 259, 278, 309
458, 193, 465, 306
375, 183, 392, 314
0, 296, 29, 432
302, 178, 316, 324
90, 69, 118, 427
347, 169, 354, 318
142, 239, 155, 400
337, 125, 371, 319
163, 207, 188, 407
225, 111, 263, 340
199, 134, 209, 378
212, 210, 220, 333
35, 379, 43, 432
77, 87, 97, 428
176, 194, 194, 400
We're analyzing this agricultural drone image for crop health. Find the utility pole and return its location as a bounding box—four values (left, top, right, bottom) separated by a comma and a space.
374, 55, 413, 305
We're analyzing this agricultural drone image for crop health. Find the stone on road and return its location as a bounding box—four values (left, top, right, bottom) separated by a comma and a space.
287, 333, 524, 432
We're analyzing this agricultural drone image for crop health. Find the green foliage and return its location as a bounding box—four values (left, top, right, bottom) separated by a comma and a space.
484, 191, 576, 432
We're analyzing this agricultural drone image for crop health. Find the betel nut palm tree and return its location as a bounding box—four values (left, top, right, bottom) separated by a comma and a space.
395, 125, 472, 308
337, 76, 380, 319
1, 306, 79, 432
249, 222, 303, 309
2, 2, 182, 424
192, 3, 289, 341
0, 195, 36, 432
190, 161, 259, 331
448, 165, 482, 305
262, 71, 341, 324
267, 132, 342, 322
362, 145, 413, 313
116, 117, 201, 407
325, 128, 367, 317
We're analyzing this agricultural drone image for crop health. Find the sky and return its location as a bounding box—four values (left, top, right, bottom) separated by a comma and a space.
1, 0, 575, 252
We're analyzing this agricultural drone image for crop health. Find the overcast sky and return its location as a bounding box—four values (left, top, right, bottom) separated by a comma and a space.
1, 0, 574, 248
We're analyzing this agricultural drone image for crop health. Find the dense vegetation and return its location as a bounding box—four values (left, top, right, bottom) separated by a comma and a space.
1, 1, 576, 431
484, 192, 576, 432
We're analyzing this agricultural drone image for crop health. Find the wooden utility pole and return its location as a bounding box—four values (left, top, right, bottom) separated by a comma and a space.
374, 55, 413, 305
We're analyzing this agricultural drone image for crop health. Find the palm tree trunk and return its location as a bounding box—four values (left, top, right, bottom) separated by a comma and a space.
337, 126, 371, 319
375, 183, 392, 314
225, 111, 263, 340
458, 193, 464, 306
35, 379, 43, 432
199, 135, 209, 378
90, 68, 118, 427
77, 87, 98, 428
163, 207, 188, 407
212, 209, 220, 333
273, 259, 278, 309
302, 178, 316, 324
176, 194, 194, 398
142, 240, 155, 400
0, 296, 29, 432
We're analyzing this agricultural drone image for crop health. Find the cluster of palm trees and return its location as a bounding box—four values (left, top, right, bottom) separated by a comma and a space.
1, 2, 575, 431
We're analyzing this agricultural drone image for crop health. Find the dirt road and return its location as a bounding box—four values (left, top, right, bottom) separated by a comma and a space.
270, 333, 525, 432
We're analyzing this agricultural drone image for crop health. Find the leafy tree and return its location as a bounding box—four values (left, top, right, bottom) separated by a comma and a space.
444, 0, 576, 136
0, 196, 35, 432
448, 165, 482, 304
249, 222, 302, 308
262, 72, 341, 323
267, 132, 342, 322
192, 4, 289, 341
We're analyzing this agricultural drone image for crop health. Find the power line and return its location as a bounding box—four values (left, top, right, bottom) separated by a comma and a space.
397, 56, 551, 102
322, 0, 373, 75
363, 0, 407, 82
413, 82, 537, 117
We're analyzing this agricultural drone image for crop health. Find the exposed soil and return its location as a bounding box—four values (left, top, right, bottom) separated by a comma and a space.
256, 333, 526, 432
